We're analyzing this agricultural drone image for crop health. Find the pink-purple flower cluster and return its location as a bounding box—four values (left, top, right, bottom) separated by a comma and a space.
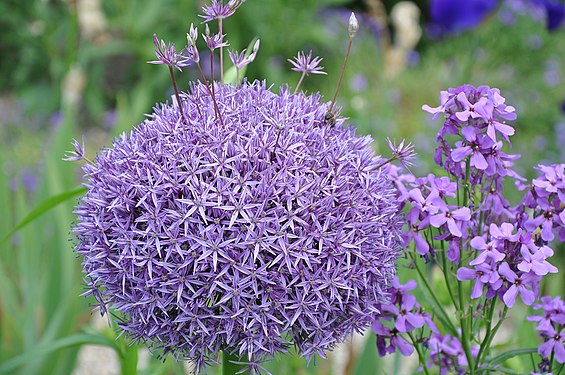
427, 333, 478, 375
528, 296, 565, 365
423, 84, 520, 186
73, 81, 403, 372
371, 278, 437, 357
375, 85, 563, 373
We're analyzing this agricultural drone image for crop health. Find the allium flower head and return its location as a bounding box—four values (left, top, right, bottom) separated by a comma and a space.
73, 80, 403, 372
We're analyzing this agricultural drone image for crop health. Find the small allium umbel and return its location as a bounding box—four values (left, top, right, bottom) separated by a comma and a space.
74, 81, 403, 371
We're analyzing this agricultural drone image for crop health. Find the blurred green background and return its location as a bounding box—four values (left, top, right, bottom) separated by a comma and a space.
0, 0, 563, 374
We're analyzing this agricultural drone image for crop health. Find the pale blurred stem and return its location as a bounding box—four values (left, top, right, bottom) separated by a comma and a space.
195, 61, 225, 127
474, 298, 497, 369
293, 72, 306, 94
409, 251, 457, 335
328, 38, 352, 114
219, 18, 224, 83
223, 352, 246, 374
168, 66, 185, 121
236, 68, 240, 84
407, 332, 430, 375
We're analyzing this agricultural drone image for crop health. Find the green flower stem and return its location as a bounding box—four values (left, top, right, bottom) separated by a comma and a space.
476, 305, 509, 371
407, 331, 431, 375
409, 251, 457, 335
119, 343, 138, 375
168, 66, 185, 121
223, 352, 247, 375
439, 239, 459, 310
474, 298, 497, 368
457, 272, 475, 374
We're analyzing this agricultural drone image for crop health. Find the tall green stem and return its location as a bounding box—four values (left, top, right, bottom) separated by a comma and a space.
409, 251, 458, 335
407, 332, 431, 375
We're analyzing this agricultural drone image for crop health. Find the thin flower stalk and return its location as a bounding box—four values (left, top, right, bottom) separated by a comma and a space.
328, 13, 358, 114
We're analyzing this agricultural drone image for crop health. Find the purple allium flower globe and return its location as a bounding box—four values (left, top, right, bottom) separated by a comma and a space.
73, 80, 403, 371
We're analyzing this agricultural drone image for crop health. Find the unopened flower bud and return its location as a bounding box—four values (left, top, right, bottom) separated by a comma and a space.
187, 23, 198, 45
348, 12, 359, 39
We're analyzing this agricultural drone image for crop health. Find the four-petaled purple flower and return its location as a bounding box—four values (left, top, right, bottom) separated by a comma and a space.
498, 262, 536, 308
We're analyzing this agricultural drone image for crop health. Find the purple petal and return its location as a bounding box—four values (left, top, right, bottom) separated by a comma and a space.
456, 267, 476, 281
503, 285, 518, 307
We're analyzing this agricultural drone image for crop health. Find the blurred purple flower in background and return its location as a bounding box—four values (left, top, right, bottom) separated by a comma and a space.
428, 0, 498, 35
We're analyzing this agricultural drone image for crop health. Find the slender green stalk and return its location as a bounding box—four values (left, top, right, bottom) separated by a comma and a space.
195, 61, 224, 127
458, 271, 475, 373
219, 18, 224, 83
439, 239, 459, 310
328, 38, 352, 114
293, 72, 306, 94
477, 306, 509, 371
223, 352, 247, 375
407, 332, 431, 375
409, 251, 458, 335
474, 299, 497, 368
168, 66, 185, 121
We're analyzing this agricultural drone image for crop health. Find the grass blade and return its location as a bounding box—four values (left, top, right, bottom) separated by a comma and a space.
0, 185, 86, 245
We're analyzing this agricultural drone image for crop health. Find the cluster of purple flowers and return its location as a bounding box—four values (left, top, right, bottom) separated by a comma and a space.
427, 333, 478, 375
528, 296, 565, 365
371, 278, 436, 357
373, 84, 563, 374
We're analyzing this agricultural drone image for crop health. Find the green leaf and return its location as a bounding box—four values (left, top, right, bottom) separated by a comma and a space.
0, 332, 120, 374
477, 366, 528, 375
0, 185, 86, 245
484, 347, 538, 366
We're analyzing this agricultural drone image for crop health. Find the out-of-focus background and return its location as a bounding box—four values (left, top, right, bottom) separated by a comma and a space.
0, 0, 563, 374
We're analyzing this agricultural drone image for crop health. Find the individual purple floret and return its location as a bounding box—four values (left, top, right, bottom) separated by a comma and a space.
386, 138, 416, 169
63, 136, 86, 162
288, 50, 327, 76
73, 80, 403, 373
229, 40, 260, 70
528, 296, 565, 364
200, 0, 244, 22
148, 34, 192, 71
203, 25, 229, 51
